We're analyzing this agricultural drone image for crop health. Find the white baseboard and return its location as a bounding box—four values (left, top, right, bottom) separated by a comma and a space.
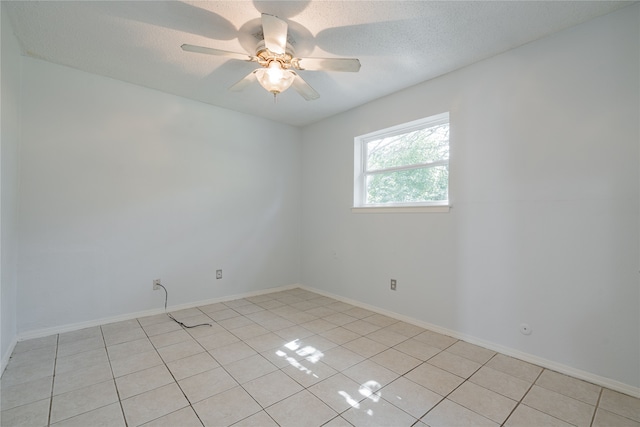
1, 336, 18, 377
299, 285, 640, 398
17, 283, 299, 341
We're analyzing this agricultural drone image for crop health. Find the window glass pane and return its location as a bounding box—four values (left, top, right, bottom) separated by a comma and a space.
365, 166, 448, 204
366, 123, 449, 171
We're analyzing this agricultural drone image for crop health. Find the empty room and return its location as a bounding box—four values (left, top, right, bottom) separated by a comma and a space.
1, 1, 639, 426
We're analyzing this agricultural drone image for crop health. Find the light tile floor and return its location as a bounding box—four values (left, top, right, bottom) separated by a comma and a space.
2, 288, 639, 426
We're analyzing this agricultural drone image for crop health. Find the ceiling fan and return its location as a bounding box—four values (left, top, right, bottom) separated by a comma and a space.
181, 13, 361, 101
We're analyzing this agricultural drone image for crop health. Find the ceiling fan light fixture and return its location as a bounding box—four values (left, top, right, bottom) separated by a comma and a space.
256, 61, 295, 95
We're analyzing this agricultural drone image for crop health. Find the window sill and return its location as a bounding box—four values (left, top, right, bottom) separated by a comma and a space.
351, 205, 451, 214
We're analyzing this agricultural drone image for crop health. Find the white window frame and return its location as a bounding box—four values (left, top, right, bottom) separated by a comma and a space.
353, 112, 450, 213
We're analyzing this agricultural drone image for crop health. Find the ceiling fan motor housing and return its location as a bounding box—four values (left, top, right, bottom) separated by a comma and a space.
255, 40, 295, 69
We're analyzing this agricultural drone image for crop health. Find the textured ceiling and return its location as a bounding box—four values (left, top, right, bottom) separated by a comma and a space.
4, 1, 633, 126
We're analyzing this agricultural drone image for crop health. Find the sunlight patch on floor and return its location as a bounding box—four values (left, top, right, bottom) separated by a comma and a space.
275, 339, 326, 379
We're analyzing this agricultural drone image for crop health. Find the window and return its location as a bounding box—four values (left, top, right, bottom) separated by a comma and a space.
353, 112, 450, 212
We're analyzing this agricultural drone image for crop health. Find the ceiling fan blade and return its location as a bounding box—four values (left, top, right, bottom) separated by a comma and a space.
294, 57, 361, 72
230, 70, 258, 92
261, 13, 288, 54
291, 73, 320, 101
181, 44, 254, 62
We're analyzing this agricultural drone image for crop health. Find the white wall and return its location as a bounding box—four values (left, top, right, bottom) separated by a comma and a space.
17, 58, 302, 333
1, 4, 22, 368
301, 5, 639, 390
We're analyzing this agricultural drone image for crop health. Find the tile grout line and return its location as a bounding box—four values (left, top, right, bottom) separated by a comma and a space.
172, 303, 289, 426
413, 341, 496, 425
517, 369, 606, 427
501, 368, 599, 427
141, 312, 206, 427
188, 307, 220, 426
219, 298, 360, 424
194, 305, 271, 427
217, 300, 330, 426
499, 366, 545, 426
589, 387, 604, 427
350, 326, 445, 425
282, 303, 374, 424
46, 334, 59, 427
101, 324, 129, 427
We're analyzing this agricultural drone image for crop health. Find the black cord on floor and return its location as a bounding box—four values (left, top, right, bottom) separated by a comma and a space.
155, 283, 212, 329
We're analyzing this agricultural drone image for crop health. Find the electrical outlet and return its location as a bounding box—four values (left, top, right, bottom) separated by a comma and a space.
153, 279, 161, 290
390, 279, 397, 291
216, 270, 222, 280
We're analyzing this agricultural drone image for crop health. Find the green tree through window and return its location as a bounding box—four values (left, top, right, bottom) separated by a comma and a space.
365, 124, 449, 204
354, 113, 450, 208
